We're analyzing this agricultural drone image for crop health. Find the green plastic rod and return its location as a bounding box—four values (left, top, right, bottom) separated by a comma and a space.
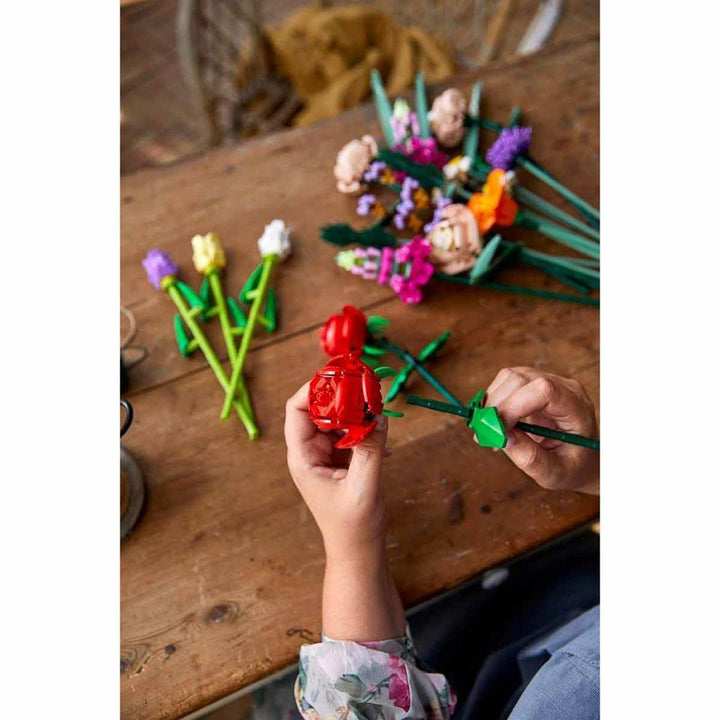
514, 421, 600, 450
517, 157, 600, 221
165, 280, 258, 439
519, 211, 600, 259
372, 337, 462, 406
208, 269, 238, 364
221, 254, 278, 420
370, 69, 395, 147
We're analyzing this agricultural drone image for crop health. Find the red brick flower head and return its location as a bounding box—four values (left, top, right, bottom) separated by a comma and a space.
308, 355, 384, 448
319, 305, 368, 357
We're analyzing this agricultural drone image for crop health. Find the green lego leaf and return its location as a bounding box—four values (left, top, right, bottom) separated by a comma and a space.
377, 148, 444, 189
176, 280, 207, 310
320, 223, 397, 248
415, 72, 430, 138
385, 365, 412, 403
174, 314, 192, 357
367, 316, 390, 335
226, 297, 247, 328
362, 344, 386, 357
507, 106, 522, 127
200, 277, 212, 306
469, 235, 502, 284
469, 406, 507, 448
239, 263, 264, 304
361, 354, 380, 368
374, 366, 397, 379
417, 331, 451, 363
468, 390, 486, 408
462, 81, 483, 161
264, 289, 277, 333
370, 68, 395, 147
381, 409, 404, 418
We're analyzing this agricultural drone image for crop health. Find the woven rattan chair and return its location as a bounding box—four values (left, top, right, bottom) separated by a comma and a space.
176, 0, 303, 145
176, 0, 563, 147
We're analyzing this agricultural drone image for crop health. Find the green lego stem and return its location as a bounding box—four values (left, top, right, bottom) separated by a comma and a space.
372, 337, 462, 406
414, 72, 430, 138
514, 421, 600, 450
406, 395, 470, 418
221, 254, 278, 420
518, 211, 600, 259
165, 281, 258, 439
435, 273, 599, 307
208, 268, 238, 365
370, 69, 395, 147
407, 395, 599, 450
517, 157, 600, 222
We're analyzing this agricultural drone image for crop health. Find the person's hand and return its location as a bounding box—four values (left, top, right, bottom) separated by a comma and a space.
484, 368, 599, 494
284, 382, 391, 560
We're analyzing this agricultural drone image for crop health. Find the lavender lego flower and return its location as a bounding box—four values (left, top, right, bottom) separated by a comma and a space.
393, 198, 415, 229
400, 176, 420, 203
363, 161, 386, 183
142, 249, 178, 290
423, 195, 452, 234
356, 194, 377, 216
486, 126, 533, 170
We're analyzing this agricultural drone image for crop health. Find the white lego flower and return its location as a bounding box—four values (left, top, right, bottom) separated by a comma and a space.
258, 219, 291, 261
442, 155, 471, 180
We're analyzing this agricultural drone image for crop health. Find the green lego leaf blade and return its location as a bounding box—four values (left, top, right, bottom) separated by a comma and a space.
226, 297, 247, 328
377, 148, 444, 189
381, 409, 404, 418
374, 366, 397, 379
200, 277, 212, 306
174, 314, 192, 357
362, 355, 380, 368
239, 263, 264, 304
370, 68, 395, 147
415, 72, 430, 138
469, 235, 502, 283
362, 344, 386, 357
320, 223, 397, 248
385, 365, 412, 402
417, 331, 451, 362
176, 280, 207, 310
468, 390, 486, 408
367, 315, 390, 335
462, 81, 483, 161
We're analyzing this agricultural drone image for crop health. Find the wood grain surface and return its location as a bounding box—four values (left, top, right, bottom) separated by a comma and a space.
121, 38, 600, 720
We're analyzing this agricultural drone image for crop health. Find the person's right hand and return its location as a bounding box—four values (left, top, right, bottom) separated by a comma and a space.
484, 367, 599, 494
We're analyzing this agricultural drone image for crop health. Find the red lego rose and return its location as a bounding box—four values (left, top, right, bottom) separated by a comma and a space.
319, 305, 368, 357
308, 355, 383, 448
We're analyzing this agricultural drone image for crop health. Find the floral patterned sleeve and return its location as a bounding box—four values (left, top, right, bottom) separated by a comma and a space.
294, 628, 456, 719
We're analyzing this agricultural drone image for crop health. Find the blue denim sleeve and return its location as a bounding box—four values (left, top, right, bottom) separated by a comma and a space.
508, 606, 599, 720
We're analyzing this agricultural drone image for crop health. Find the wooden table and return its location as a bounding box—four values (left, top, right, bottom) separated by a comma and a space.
121, 37, 599, 720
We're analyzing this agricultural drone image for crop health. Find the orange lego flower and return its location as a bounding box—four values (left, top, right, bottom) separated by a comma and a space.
467, 169, 519, 233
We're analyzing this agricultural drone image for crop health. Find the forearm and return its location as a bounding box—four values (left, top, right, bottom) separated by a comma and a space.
322, 541, 406, 641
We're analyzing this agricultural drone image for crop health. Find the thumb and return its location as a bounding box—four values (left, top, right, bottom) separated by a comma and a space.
503, 429, 562, 489
346, 415, 388, 489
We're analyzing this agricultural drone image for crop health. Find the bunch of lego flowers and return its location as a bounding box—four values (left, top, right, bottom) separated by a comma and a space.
141, 220, 291, 438
322, 71, 599, 306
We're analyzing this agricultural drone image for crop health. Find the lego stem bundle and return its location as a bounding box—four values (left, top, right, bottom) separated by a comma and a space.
325, 71, 600, 306
141, 220, 291, 439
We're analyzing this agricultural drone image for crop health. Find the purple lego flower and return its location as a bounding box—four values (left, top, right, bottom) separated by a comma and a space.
400, 176, 420, 203
142, 249, 178, 290
356, 193, 377, 216
423, 195, 452, 233
363, 161, 386, 183
486, 126, 533, 170
393, 198, 415, 229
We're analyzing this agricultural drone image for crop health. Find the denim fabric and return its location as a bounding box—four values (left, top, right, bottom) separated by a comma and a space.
508, 606, 599, 720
